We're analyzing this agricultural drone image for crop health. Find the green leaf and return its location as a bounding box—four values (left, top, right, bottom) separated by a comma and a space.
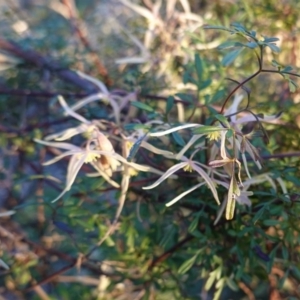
166, 96, 175, 114
225, 128, 234, 138
291, 266, 300, 280
245, 41, 258, 49
199, 79, 212, 90
217, 41, 237, 50
183, 72, 198, 85
159, 227, 177, 248
203, 25, 232, 32
221, 48, 244, 66
210, 90, 225, 104
253, 206, 266, 223
266, 43, 280, 53
231, 22, 246, 33
205, 272, 216, 291
127, 133, 148, 162
271, 59, 282, 68
278, 269, 290, 289
282, 246, 289, 260
282, 66, 293, 72
288, 79, 298, 92
177, 254, 198, 274
262, 219, 281, 226
263, 37, 279, 43
207, 105, 219, 115
213, 285, 223, 300
172, 131, 185, 146
131, 101, 154, 112
195, 53, 203, 82
175, 93, 194, 103
214, 114, 230, 127
226, 277, 239, 291
124, 123, 151, 131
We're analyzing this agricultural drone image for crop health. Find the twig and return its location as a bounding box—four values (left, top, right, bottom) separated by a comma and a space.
24, 263, 76, 292
0, 38, 98, 92
0, 88, 89, 98
147, 234, 194, 270
61, 0, 112, 86
238, 281, 255, 300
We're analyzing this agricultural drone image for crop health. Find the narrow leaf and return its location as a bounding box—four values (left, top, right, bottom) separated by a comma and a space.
199, 79, 212, 90
217, 41, 237, 50
266, 43, 280, 53
178, 254, 198, 274
166, 96, 175, 114
288, 79, 298, 92
214, 114, 230, 127
172, 131, 185, 147
245, 41, 258, 49
221, 48, 244, 66
127, 133, 148, 162
124, 123, 151, 131
131, 101, 154, 112
205, 272, 216, 291
262, 219, 281, 226
253, 245, 270, 262
282, 66, 293, 72
203, 25, 232, 32
263, 37, 279, 43
195, 53, 203, 82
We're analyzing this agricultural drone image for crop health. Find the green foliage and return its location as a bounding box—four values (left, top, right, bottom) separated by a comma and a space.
1, 1, 300, 300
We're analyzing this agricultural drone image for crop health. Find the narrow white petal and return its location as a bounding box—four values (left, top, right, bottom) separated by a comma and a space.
214, 197, 227, 225
220, 131, 227, 159
192, 163, 220, 205
65, 154, 86, 190
51, 155, 86, 203
141, 141, 174, 157
241, 153, 251, 179
235, 114, 281, 125
0, 210, 16, 217
76, 71, 109, 94
42, 151, 80, 166
57, 95, 90, 124
51, 187, 70, 203
90, 162, 120, 188
225, 94, 244, 121
276, 177, 288, 195
175, 134, 204, 159
70, 93, 107, 112
166, 182, 205, 207
143, 162, 187, 190
34, 139, 81, 150
148, 123, 200, 137
107, 95, 121, 124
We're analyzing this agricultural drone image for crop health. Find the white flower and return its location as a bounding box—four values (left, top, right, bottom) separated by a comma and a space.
35, 139, 117, 202
143, 155, 220, 206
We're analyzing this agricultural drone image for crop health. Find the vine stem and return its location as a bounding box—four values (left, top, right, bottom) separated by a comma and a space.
220, 46, 263, 114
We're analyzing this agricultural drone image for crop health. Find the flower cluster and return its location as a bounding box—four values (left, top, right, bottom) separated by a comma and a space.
36, 73, 286, 223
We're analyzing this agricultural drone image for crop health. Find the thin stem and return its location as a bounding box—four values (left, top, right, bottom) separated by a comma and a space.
220, 46, 263, 114
261, 69, 300, 78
